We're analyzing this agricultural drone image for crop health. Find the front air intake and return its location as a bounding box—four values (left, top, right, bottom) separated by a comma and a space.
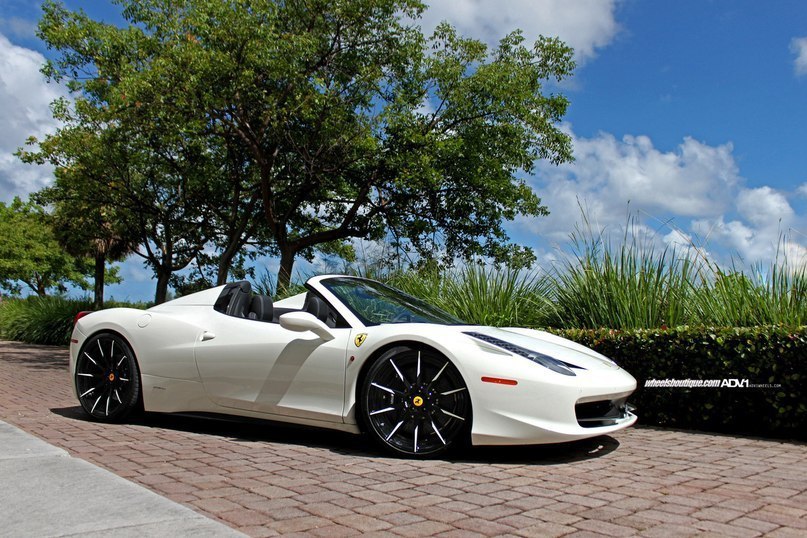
575, 397, 631, 428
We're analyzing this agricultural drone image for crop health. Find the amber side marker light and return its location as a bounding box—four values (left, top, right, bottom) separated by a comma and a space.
481, 376, 518, 386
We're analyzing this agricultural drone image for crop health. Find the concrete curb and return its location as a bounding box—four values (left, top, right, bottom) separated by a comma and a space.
0, 421, 244, 537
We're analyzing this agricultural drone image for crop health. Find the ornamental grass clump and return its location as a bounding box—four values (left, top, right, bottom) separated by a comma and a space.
0, 295, 93, 345
389, 265, 553, 327
687, 241, 807, 327
546, 219, 694, 330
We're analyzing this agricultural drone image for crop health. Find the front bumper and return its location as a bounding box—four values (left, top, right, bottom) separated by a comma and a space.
468, 364, 638, 446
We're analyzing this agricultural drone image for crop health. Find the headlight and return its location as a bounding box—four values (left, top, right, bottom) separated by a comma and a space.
464, 332, 580, 376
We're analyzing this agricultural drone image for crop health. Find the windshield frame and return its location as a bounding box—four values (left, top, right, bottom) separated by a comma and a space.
318, 276, 466, 326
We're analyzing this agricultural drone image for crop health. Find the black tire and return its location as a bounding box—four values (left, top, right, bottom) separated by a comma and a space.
75, 333, 141, 422
360, 346, 471, 457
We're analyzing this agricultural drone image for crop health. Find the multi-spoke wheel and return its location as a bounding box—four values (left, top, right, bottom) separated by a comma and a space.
75, 333, 141, 422
360, 346, 470, 457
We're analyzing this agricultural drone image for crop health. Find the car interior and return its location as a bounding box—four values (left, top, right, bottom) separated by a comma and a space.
213, 281, 343, 328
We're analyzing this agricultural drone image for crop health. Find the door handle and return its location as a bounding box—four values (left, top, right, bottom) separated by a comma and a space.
200, 331, 216, 341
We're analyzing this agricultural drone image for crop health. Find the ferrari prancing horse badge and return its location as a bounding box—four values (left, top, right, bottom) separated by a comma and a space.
354, 333, 367, 347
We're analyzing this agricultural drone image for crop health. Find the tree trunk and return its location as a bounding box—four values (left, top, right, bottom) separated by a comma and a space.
34, 274, 47, 297
277, 247, 296, 295
154, 267, 171, 304
93, 252, 105, 310
216, 241, 240, 285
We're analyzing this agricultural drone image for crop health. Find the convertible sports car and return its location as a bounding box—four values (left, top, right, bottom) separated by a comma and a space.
70, 275, 637, 457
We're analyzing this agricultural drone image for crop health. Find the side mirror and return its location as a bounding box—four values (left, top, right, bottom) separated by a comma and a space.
279, 311, 335, 341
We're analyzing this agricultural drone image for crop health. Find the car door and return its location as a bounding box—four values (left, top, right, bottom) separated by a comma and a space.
194, 311, 350, 424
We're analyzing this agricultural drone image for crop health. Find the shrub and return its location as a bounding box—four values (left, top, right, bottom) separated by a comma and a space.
0, 295, 93, 346
0, 296, 147, 346
555, 326, 807, 440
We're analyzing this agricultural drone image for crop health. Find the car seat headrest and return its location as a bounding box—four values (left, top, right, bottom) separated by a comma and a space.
248, 295, 274, 322
304, 294, 330, 323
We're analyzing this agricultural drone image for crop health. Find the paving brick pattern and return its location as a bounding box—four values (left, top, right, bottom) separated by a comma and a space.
1, 340, 805, 537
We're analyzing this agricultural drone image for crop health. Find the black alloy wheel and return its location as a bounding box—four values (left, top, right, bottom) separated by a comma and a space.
75, 333, 141, 422
361, 346, 470, 457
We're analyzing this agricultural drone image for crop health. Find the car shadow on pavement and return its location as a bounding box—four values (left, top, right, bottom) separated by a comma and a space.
52, 405, 376, 454
51, 405, 619, 464
0, 343, 68, 371
455, 436, 620, 464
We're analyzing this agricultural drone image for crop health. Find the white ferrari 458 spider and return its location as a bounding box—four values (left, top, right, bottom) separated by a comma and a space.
70, 275, 637, 457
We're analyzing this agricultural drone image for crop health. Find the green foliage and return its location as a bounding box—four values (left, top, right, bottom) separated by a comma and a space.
0, 198, 91, 296
388, 265, 553, 327
249, 269, 307, 300
689, 262, 807, 327
0, 296, 93, 345
555, 326, 806, 440
33, 162, 132, 309
31, 0, 576, 293
23, 1, 268, 304
546, 219, 693, 329
0, 296, 148, 346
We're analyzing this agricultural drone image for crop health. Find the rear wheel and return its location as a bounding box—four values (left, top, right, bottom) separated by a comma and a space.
360, 346, 470, 457
75, 333, 141, 422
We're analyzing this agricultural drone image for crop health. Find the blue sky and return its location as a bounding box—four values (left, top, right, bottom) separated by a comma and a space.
1, 0, 806, 301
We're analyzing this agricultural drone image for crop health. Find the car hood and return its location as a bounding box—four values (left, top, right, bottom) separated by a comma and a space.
461, 326, 620, 371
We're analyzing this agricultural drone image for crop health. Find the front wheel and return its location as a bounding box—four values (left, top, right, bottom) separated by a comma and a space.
75, 333, 141, 422
360, 346, 471, 457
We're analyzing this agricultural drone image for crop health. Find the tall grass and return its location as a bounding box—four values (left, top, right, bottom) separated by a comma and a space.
249, 269, 307, 299
0, 296, 94, 345
377, 219, 806, 330
545, 220, 695, 329
0, 296, 151, 346
389, 265, 554, 327
689, 261, 807, 327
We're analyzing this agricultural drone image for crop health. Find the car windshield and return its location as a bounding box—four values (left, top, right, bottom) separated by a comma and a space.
319, 277, 466, 326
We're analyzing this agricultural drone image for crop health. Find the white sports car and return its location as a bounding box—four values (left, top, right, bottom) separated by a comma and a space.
70, 275, 637, 457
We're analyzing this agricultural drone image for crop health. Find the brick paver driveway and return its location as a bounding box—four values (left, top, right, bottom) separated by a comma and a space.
1, 340, 805, 537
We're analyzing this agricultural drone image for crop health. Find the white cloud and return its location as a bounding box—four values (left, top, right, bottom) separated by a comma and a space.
0, 32, 65, 202
797, 183, 807, 197
520, 127, 806, 267
420, 0, 620, 63
782, 241, 807, 267
661, 228, 697, 252
692, 186, 800, 263
528, 130, 740, 242
790, 36, 807, 76
736, 187, 794, 228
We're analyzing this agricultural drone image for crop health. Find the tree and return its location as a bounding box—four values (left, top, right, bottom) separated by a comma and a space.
23, 10, 260, 304
0, 197, 90, 296
35, 168, 131, 309
197, 137, 269, 286
35, 0, 575, 291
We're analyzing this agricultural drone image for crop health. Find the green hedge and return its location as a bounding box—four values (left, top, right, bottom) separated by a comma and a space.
554, 326, 806, 440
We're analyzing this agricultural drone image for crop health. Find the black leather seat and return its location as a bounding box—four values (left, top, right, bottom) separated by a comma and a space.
248, 295, 273, 322
225, 282, 252, 318
303, 294, 331, 324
